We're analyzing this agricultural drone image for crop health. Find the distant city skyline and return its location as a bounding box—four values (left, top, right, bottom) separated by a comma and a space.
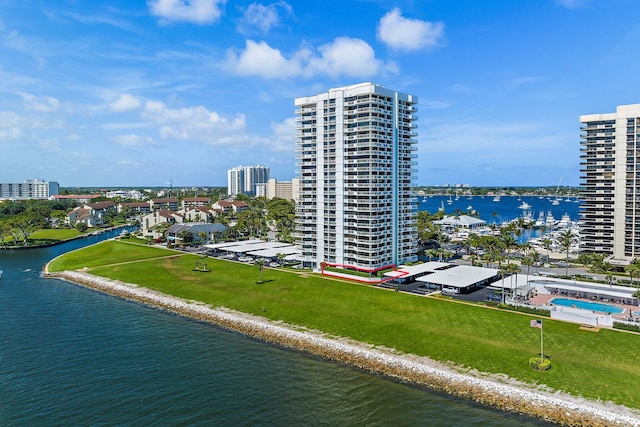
1, 1, 639, 187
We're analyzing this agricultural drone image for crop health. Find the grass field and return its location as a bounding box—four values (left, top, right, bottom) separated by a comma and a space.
48, 240, 640, 409
4, 228, 86, 245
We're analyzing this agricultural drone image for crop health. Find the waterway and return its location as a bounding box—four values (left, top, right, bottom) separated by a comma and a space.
419, 195, 580, 224
0, 231, 551, 425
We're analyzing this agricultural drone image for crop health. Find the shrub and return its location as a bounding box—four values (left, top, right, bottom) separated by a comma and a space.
529, 357, 552, 371
503, 304, 551, 317
613, 322, 640, 333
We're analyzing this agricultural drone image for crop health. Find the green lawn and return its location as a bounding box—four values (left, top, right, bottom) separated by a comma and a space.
4, 228, 86, 245
49, 240, 640, 409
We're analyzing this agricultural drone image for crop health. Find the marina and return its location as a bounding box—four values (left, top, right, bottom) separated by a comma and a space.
421, 195, 581, 252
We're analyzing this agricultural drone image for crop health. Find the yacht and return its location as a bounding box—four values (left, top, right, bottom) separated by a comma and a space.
492, 195, 501, 202
557, 213, 572, 229
518, 201, 531, 210
545, 211, 557, 229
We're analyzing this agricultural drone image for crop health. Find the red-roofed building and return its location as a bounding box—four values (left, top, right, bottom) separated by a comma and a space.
212, 200, 249, 214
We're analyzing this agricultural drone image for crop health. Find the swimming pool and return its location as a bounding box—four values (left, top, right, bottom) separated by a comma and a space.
550, 298, 625, 314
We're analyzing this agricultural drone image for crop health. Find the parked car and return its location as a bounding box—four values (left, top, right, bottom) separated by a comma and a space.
555, 261, 570, 268
487, 293, 502, 302
269, 262, 280, 268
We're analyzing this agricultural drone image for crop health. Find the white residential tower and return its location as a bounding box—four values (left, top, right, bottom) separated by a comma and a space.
294, 83, 418, 271
580, 104, 640, 265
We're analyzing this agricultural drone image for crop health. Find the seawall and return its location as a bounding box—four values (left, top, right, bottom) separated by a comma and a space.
44, 270, 640, 426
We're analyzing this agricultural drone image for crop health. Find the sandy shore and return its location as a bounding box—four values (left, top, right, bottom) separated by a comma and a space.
44, 270, 640, 426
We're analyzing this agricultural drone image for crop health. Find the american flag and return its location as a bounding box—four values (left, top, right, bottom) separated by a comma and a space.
530, 319, 542, 329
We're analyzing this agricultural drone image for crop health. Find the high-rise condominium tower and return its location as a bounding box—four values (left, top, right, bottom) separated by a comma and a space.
580, 104, 640, 265
227, 165, 270, 197
294, 83, 418, 271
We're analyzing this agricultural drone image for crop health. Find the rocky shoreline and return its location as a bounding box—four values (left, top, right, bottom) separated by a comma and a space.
45, 270, 640, 426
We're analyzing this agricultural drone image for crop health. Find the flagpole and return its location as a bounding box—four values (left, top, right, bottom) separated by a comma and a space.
540, 319, 544, 360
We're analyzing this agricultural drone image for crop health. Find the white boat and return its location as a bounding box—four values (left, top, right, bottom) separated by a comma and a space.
557, 213, 572, 229
545, 211, 557, 228
492, 195, 501, 202
518, 201, 531, 210
551, 198, 560, 206
438, 201, 445, 212
447, 195, 453, 205
535, 211, 545, 228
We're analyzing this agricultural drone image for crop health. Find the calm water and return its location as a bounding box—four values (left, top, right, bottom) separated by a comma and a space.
0, 231, 551, 426
419, 195, 580, 224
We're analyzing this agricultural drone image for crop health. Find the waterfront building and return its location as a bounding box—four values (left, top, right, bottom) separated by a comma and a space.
580, 104, 640, 265
0, 179, 59, 200
227, 165, 270, 196
294, 82, 418, 271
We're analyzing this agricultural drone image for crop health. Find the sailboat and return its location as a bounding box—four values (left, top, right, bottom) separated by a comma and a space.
552, 176, 562, 205
438, 201, 445, 212
447, 194, 453, 205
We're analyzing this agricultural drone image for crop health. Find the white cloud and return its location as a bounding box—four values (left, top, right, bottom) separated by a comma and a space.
377, 8, 444, 51
307, 37, 384, 77
142, 100, 246, 144
225, 40, 300, 78
237, 2, 292, 34
19, 92, 59, 112
147, 0, 226, 25
110, 94, 142, 112
112, 134, 156, 146
224, 37, 391, 79
0, 127, 23, 140
268, 117, 295, 152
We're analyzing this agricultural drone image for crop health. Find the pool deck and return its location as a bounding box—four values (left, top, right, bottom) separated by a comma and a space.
529, 293, 640, 324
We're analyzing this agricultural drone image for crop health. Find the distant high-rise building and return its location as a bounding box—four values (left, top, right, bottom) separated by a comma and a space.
227, 166, 244, 197
264, 178, 300, 201
580, 104, 640, 265
0, 179, 59, 200
227, 165, 270, 197
294, 82, 418, 271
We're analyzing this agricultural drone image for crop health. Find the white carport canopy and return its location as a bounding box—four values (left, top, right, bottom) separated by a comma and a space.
220, 242, 291, 254
247, 246, 301, 258
415, 265, 499, 289
383, 261, 449, 279
204, 239, 264, 250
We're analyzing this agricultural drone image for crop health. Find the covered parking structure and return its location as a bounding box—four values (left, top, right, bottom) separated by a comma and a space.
383, 262, 450, 285
203, 240, 299, 261
382, 262, 499, 295
415, 265, 500, 294
246, 246, 301, 263
204, 239, 263, 252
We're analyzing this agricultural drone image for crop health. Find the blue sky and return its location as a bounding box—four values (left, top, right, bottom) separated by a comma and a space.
1, 0, 638, 188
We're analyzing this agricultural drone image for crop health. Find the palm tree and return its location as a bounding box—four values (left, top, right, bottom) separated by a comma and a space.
276, 252, 286, 267
521, 255, 534, 297
625, 263, 640, 287
255, 258, 266, 284
504, 263, 521, 301
557, 229, 575, 276
531, 251, 542, 275
505, 233, 518, 264
541, 237, 553, 263
625, 263, 640, 302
